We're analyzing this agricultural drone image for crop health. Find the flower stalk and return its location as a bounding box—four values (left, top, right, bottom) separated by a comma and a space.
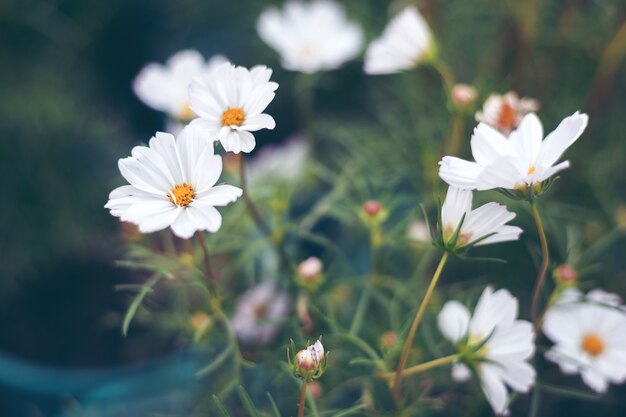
380, 353, 459, 380
298, 381, 307, 417
195, 231, 217, 283
530, 199, 550, 324
393, 251, 449, 398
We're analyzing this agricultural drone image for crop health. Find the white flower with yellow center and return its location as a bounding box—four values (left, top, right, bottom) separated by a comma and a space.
364, 6, 435, 75
257, 0, 363, 74
543, 293, 626, 393
438, 287, 536, 415
231, 281, 290, 346
439, 187, 522, 250
475, 91, 540, 135
133, 50, 228, 122
189, 63, 278, 154
105, 125, 242, 239
439, 112, 588, 194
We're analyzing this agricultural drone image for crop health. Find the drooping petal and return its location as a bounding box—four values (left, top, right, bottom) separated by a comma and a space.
536, 112, 588, 169
437, 301, 471, 343
479, 364, 510, 415
438, 156, 483, 189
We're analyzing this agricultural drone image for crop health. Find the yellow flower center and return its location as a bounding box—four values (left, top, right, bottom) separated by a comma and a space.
527, 165, 536, 175
221, 107, 245, 126
443, 224, 473, 247
581, 333, 604, 357
179, 103, 195, 121
168, 183, 195, 207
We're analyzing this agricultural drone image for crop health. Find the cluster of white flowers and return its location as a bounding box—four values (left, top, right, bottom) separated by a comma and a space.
105, 1, 626, 414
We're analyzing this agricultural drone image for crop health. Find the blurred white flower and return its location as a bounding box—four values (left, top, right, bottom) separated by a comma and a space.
231, 281, 290, 345
439, 112, 588, 192
364, 6, 435, 75
406, 220, 430, 243
440, 187, 522, 249
257, 0, 363, 73
133, 50, 227, 122
476, 91, 539, 135
189, 63, 278, 154
246, 136, 310, 185
554, 287, 624, 310
105, 125, 242, 238
543, 301, 626, 393
438, 287, 536, 415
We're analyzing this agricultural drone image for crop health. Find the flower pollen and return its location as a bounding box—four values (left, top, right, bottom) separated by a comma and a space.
179, 103, 195, 121
221, 107, 246, 126
168, 183, 195, 207
527, 165, 536, 175
581, 333, 604, 356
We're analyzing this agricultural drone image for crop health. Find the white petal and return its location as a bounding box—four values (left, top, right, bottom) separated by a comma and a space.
463, 202, 517, 244
476, 156, 525, 190
536, 112, 588, 168
479, 364, 510, 415
121, 200, 180, 234
178, 124, 215, 180
474, 225, 523, 246
438, 156, 482, 189
197, 184, 242, 206
437, 301, 470, 343
169, 209, 198, 238
242, 113, 276, 131
470, 123, 514, 166
192, 154, 223, 193
507, 113, 543, 164
149, 132, 184, 184
441, 186, 473, 229
581, 368, 610, 393
452, 362, 472, 382
187, 204, 222, 233
470, 287, 518, 337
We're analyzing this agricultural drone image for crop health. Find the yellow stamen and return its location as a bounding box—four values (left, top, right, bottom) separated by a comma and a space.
221, 107, 245, 126
179, 103, 195, 121
168, 183, 195, 207
527, 166, 536, 175
581, 333, 604, 356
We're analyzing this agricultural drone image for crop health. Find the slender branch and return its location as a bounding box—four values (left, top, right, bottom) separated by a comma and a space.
530, 200, 550, 324
392, 251, 449, 400
298, 381, 307, 417
380, 354, 459, 380
195, 231, 217, 283
446, 114, 465, 156
238, 155, 294, 271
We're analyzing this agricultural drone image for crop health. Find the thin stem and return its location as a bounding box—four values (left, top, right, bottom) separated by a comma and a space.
380, 354, 459, 380
430, 60, 455, 95
446, 114, 465, 156
530, 200, 550, 324
298, 381, 307, 417
392, 251, 449, 400
349, 225, 381, 336
195, 231, 217, 283
238, 155, 294, 272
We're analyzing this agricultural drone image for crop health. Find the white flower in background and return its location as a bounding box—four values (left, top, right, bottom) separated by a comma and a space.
476, 91, 540, 135
406, 220, 431, 243
257, 0, 363, 73
439, 112, 588, 193
543, 301, 626, 393
364, 6, 435, 75
105, 125, 242, 239
133, 50, 228, 122
189, 63, 278, 154
246, 135, 310, 185
439, 187, 522, 250
438, 287, 536, 415
553, 287, 624, 310
231, 281, 290, 345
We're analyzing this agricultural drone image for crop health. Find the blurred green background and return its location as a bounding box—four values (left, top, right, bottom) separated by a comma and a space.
1, 0, 626, 416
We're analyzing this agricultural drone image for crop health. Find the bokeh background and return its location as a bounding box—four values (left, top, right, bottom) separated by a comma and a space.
1, 0, 626, 416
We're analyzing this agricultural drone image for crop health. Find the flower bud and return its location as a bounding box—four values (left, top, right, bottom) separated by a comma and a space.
380, 331, 398, 350
296, 257, 324, 291
554, 264, 578, 285
307, 381, 322, 399
289, 339, 327, 381
451, 84, 477, 108
362, 200, 382, 217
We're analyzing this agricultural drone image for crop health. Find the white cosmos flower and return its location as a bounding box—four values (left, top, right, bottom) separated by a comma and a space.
246, 135, 310, 185
133, 50, 228, 121
440, 187, 522, 249
543, 301, 626, 393
257, 0, 363, 73
364, 6, 435, 75
439, 112, 588, 192
189, 63, 278, 154
475, 91, 540, 135
105, 125, 242, 239
438, 287, 536, 415
231, 281, 290, 346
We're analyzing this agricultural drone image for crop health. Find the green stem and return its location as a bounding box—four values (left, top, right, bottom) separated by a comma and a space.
195, 231, 217, 283
446, 113, 465, 156
530, 200, 550, 325
349, 224, 381, 336
392, 251, 449, 399
430, 60, 455, 97
298, 381, 307, 417
381, 353, 459, 380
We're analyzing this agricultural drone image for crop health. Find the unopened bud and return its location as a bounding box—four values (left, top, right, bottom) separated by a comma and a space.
451, 84, 477, 108
554, 264, 578, 285
380, 331, 398, 350
290, 339, 327, 381
307, 381, 322, 399
296, 257, 324, 291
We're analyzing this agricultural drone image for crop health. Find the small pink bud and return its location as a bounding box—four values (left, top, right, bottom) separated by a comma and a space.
298, 257, 323, 281
362, 200, 382, 217
451, 84, 477, 107
307, 381, 323, 399
380, 331, 398, 349
555, 264, 578, 284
